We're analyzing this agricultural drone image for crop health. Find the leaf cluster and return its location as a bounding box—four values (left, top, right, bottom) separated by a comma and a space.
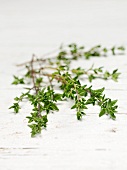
9, 43, 125, 136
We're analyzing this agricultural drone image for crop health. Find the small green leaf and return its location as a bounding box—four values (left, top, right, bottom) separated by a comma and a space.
35, 77, 43, 86
14, 97, 20, 101
71, 104, 76, 109
12, 76, 25, 85
99, 109, 106, 117
9, 103, 20, 113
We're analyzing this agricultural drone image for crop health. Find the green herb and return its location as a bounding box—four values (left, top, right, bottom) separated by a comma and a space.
9, 43, 125, 137
12, 75, 25, 85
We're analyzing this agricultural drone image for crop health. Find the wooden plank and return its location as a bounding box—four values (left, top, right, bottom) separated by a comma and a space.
0, 0, 127, 169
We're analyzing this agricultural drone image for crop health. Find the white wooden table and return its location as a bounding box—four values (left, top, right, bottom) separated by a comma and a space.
0, 0, 127, 169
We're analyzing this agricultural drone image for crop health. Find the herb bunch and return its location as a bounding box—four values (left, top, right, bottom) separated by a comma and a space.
9, 43, 125, 136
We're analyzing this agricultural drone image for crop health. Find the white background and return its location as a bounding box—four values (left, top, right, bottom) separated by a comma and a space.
0, 0, 127, 169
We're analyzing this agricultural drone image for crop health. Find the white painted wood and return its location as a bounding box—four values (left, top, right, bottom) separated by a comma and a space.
0, 0, 127, 169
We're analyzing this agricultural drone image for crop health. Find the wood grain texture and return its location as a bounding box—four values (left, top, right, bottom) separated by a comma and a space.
0, 0, 127, 169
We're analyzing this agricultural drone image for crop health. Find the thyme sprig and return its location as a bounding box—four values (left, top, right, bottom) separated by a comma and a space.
9, 43, 125, 136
